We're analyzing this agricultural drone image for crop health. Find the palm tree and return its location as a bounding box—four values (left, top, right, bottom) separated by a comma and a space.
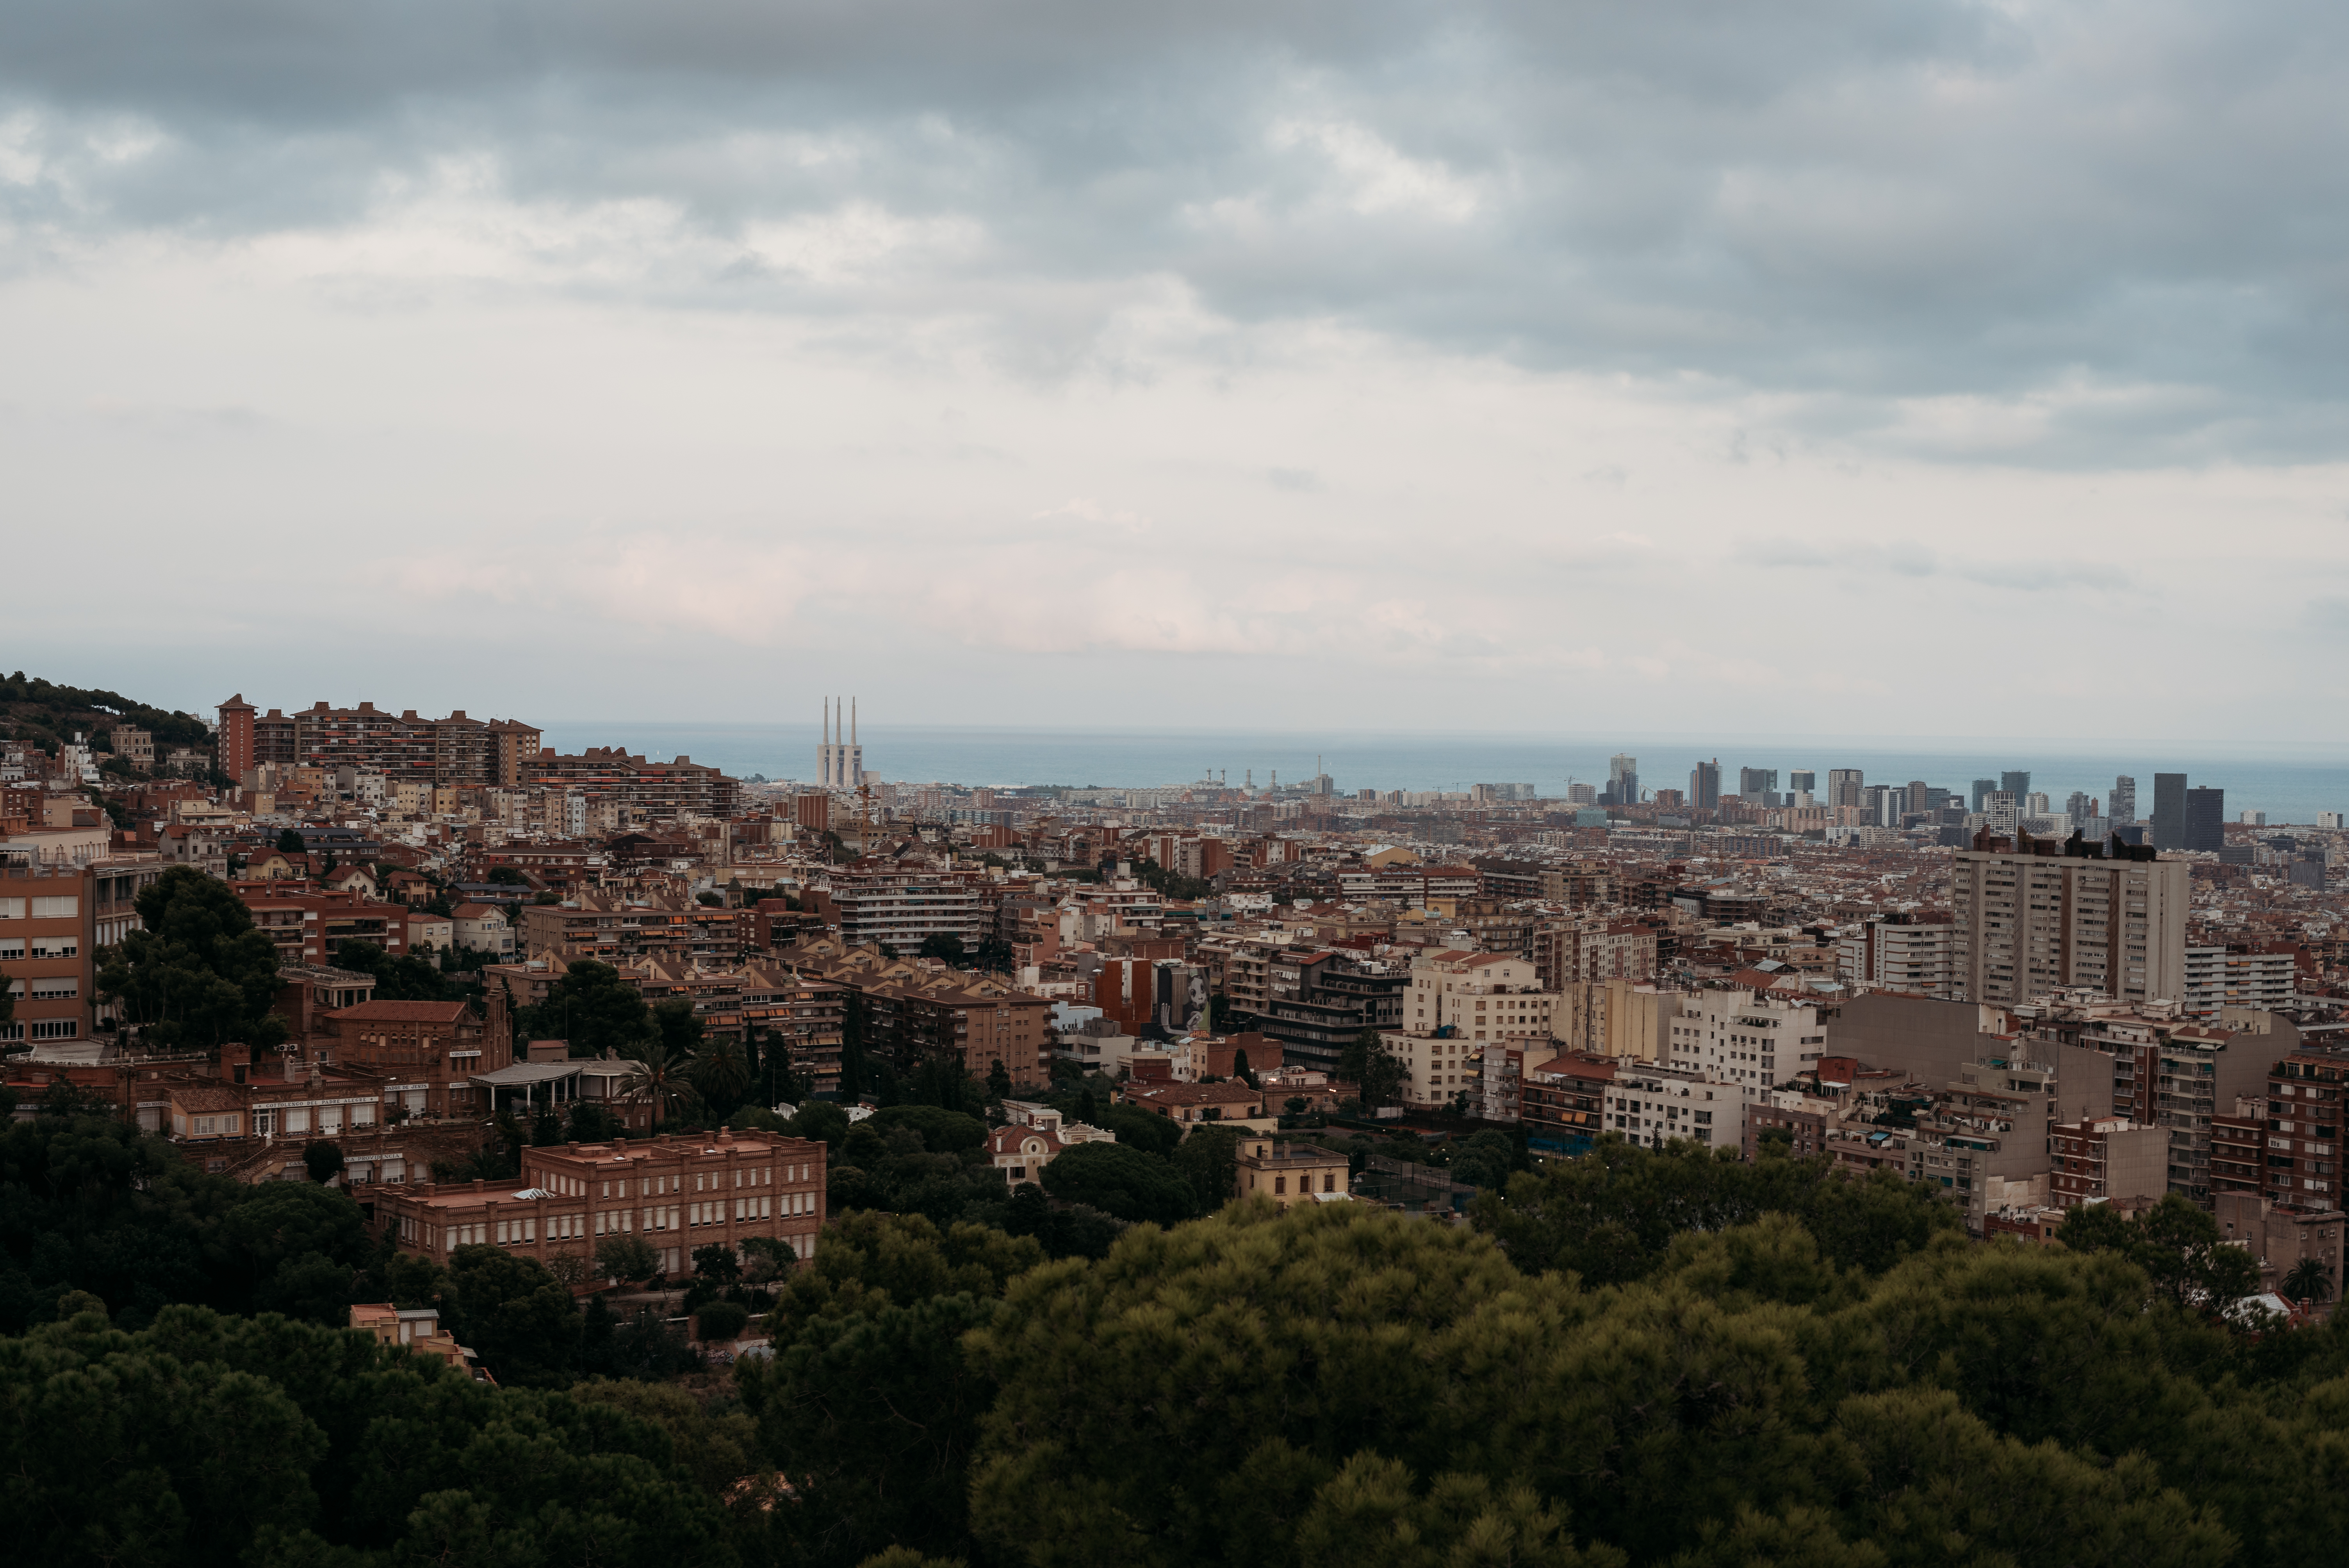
617, 1035, 697, 1128
691, 1037, 751, 1117
2283, 1256, 2334, 1306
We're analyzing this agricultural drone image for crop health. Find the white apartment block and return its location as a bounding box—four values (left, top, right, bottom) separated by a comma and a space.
1381, 1027, 1489, 1108
1602, 1063, 1748, 1153
1950, 843, 2188, 1008
1663, 988, 1830, 1089
1836, 917, 1957, 999
1403, 949, 1559, 1043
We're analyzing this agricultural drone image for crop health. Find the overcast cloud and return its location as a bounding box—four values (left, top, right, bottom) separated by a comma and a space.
2, 0, 2346, 743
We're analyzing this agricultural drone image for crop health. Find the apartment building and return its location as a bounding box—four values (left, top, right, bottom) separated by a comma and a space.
1906, 1051, 2071, 1229
2251, 1049, 2348, 1209
366, 1129, 828, 1277
237, 883, 414, 967
1949, 835, 2188, 1006
517, 890, 754, 968
1522, 1052, 1614, 1156
2047, 1115, 2169, 1207
1836, 912, 1957, 998
1259, 950, 1406, 1074
1403, 949, 1558, 1043
807, 868, 982, 950
2181, 944, 2298, 1020
1662, 987, 1831, 1089
1554, 977, 1680, 1063
1533, 916, 1658, 991
523, 747, 741, 822
0, 853, 168, 1047
1604, 1062, 1747, 1153
1378, 1026, 1486, 1108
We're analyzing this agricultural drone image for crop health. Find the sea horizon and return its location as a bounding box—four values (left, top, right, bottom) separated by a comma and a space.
535, 721, 2349, 827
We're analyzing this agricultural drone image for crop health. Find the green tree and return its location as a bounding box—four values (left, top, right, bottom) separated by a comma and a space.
618, 1035, 698, 1128
919, 932, 969, 964
1036, 1140, 1196, 1226
1338, 1027, 1406, 1108
276, 827, 307, 853
96, 864, 289, 1051
1171, 1123, 1242, 1213
739, 1213, 1041, 1568
596, 1233, 661, 1284
301, 1140, 345, 1183
2058, 1193, 2263, 1314
987, 1057, 1014, 1098
333, 937, 449, 1001
528, 959, 652, 1057
1472, 1139, 1957, 1286
1448, 1128, 1519, 1190
2284, 1255, 2334, 1304
486, 864, 529, 885
567, 1100, 626, 1142
691, 1035, 751, 1119
442, 1244, 581, 1387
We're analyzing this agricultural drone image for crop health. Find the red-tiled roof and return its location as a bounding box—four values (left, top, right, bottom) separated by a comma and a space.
327, 1000, 470, 1023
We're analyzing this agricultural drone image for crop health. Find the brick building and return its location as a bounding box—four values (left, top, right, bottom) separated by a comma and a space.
323, 999, 496, 1117
364, 1129, 827, 1277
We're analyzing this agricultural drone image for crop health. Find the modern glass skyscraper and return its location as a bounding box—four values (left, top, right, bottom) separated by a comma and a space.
2151, 772, 2188, 850
2108, 775, 2137, 824
1970, 778, 1998, 813
2000, 770, 2032, 800
2185, 787, 2226, 853
1606, 753, 1638, 806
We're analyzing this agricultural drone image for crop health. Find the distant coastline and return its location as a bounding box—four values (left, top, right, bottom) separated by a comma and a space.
537, 721, 2349, 826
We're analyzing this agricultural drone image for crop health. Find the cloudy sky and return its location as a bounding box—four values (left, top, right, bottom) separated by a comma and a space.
4, 0, 2346, 743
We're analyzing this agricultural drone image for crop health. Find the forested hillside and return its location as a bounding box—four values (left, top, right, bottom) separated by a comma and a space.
3, 1093, 2342, 1568
0, 669, 213, 754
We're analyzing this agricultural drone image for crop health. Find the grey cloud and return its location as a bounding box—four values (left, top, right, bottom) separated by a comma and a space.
6, 0, 2349, 462
1734, 538, 2131, 596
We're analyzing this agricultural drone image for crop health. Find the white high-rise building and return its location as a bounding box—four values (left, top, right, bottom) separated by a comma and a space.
818, 697, 864, 790
1950, 839, 2188, 1007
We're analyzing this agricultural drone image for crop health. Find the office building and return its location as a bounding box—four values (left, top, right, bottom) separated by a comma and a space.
2151, 772, 2188, 850
1969, 778, 1998, 813
1950, 835, 2188, 1007
2109, 775, 2136, 824
1827, 768, 1864, 809
1605, 754, 1638, 807
1738, 767, 1778, 802
2000, 770, 2031, 800
2185, 787, 2225, 853
1689, 758, 1721, 810
1788, 770, 1816, 796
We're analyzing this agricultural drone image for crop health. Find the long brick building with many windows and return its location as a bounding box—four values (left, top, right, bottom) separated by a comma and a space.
362, 1129, 827, 1278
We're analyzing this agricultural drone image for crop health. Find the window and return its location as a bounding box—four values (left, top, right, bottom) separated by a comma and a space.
30, 896, 78, 919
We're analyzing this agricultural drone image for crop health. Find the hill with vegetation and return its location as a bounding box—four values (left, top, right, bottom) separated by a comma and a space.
0, 669, 214, 762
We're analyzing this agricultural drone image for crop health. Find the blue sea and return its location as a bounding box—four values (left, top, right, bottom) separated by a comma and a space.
536, 723, 2349, 827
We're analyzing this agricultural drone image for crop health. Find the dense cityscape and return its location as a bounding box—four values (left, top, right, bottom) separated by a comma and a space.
9, 0, 2349, 1559
3, 670, 2347, 1563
